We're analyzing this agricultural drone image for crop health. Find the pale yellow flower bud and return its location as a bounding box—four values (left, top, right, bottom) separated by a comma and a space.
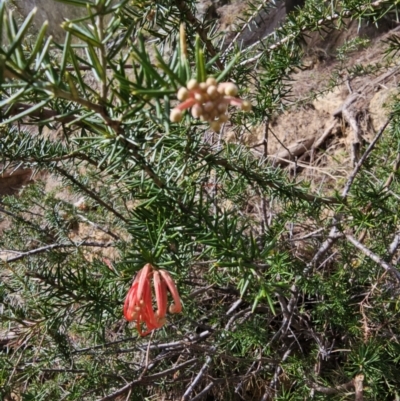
191, 104, 203, 118
207, 85, 218, 98
177, 87, 189, 101
206, 77, 217, 86
241, 100, 252, 111
194, 93, 204, 102
170, 109, 183, 122
199, 82, 208, 91
187, 79, 198, 90
224, 83, 238, 97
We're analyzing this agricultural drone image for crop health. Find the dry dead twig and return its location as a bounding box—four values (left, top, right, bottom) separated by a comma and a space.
345, 234, 400, 281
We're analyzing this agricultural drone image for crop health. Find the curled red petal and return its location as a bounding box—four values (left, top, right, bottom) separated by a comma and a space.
142, 275, 158, 329
159, 270, 182, 314
175, 97, 196, 111
153, 271, 168, 319
137, 263, 153, 301
123, 281, 139, 321
225, 96, 243, 107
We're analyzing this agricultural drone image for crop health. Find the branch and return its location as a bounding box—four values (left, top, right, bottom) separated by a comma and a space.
1, 241, 115, 263
341, 109, 393, 199
309, 374, 364, 397
198, 148, 338, 205
303, 116, 394, 270
308, 380, 354, 395
98, 358, 198, 401
138, 330, 212, 352
388, 231, 400, 260
223, 0, 272, 56
54, 166, 128, 223
346, 234, 400, 282
76, 213, 121, 241
182, 356, 212, 401
187, 382, 215, 401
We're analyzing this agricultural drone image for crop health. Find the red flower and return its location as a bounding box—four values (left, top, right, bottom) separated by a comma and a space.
123, 263, 182, 336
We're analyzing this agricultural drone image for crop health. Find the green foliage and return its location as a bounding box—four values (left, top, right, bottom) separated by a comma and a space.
1, 0, 400, 400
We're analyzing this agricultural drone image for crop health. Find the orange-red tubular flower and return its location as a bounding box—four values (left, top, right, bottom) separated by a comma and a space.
153, 271, 167, 320
123, 264, 182, 336
159, 269, 182, 314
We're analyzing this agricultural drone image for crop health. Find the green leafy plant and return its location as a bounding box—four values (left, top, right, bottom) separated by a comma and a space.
1, 0, 400, 400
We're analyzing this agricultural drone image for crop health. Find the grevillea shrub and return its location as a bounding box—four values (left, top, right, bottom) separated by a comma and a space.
1, 1, 400, 400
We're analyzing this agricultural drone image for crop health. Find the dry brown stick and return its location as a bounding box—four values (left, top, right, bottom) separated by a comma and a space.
333, 91, 361, 166
341, 116, 393, 198
54, 166, 129, 222
1, 241, 114, 263
342, 116, 394, 242
138, 331, 155, 381
182, 356, 212, 401
285, 116, 394, 352
354, 374, 364, 401
301, 113, 392, 270
384, 151, 400, 188
313, 120, 337, 150
308, 379, 355, 395
188, 382, 215, 401
333, 66, 400, 120
346, 234, 400, 281
138, 330, 212, 352
76, 214, 120, 241
268, 343, 294, 394
388, 232, 400, 260
306, 224, 343, 270
343, 107, 361, 166
262, 119, 269, 157
223, 0, 271, 56
98, 358, 198, 401
268, 137, 316, 167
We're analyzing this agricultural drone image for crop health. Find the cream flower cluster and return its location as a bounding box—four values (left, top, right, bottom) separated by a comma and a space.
170, 77, 251, 132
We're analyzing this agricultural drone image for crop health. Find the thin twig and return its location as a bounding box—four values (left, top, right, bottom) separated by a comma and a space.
1, 241, 114, 263
182, 356, 212, 401
308, 379, 355, 395
340, 95, 362, 166
138, 331, 155, 380
198, 148, 338, 205
76, 213, 120, 241
388, 232, 400, 261
98, 358, 197, 401
226, 298, 243, 315
54, 166, 128, 223
138, 330, 212, 351
342, 116, 393, 198
346, 234, 400, 282
188, 382, 215, 401
223, 0, 271, 56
